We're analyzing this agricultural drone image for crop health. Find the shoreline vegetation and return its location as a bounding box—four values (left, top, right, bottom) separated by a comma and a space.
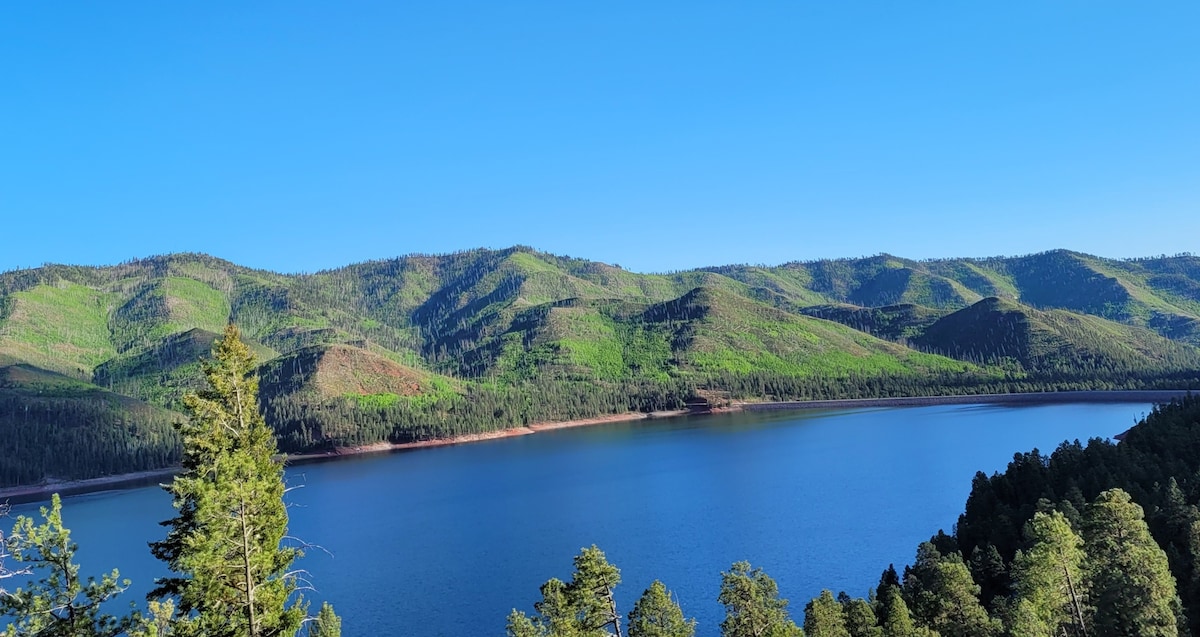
7, 248, 1200, 501
2, 389, 1190, 505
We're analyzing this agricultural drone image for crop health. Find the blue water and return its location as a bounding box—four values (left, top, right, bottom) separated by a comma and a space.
5, 403, 1150, 636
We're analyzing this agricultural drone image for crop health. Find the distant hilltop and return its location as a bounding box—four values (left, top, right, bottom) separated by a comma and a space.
2, 246, 1199, 488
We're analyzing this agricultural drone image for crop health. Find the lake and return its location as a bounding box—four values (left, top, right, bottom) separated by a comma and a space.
5, 402, 1152, 636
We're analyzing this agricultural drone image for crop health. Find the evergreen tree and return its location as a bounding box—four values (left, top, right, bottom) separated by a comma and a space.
131, 600, 179, 637
1008, 511, 1090, 637
903, 544, 996, 637
570, 546, 624, 637
966, 545, 1008, 607
148, 324, 313, 637
717, 561, 802, 637
307, 602, 342, 637
627, 580, 696, 637
0, 494, 135, 637
1082, 488, 1181, 637
507, 545, 624, 637
804, 589, 851, 637
840, 596, 881, 637
901, 543, 943, 626
875, 565, 902, 628
877, 587, 937, 637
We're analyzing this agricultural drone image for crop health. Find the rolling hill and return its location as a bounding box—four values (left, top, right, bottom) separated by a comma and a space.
912, 297, 1200, 374
2, 246, 1199, 487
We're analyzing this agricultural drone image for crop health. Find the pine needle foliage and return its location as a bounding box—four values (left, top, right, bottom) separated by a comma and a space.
0, 494, 134, 637
149, 324, 306, 637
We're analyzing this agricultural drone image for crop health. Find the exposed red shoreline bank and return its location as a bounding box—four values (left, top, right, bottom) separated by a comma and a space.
0, 410, 689, 504
284, 409, 692, 466
2, 390, 1190, 504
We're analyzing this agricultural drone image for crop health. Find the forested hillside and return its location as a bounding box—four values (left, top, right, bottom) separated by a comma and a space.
2, 247, 1199, 488
510, 396, 1200, 637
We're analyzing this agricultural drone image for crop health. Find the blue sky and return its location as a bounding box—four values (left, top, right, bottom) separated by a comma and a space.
2, 2, 1197, 274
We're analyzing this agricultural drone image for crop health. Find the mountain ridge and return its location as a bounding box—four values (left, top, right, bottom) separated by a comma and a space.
3, 246, 1199, 488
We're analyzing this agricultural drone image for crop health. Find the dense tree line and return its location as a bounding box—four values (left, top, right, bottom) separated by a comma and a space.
510, 396, 1200, 637
0, 391, 180, 488
262, 367, 1200, 454
5, 248, 1200, 488
6, 360, 1200, 488
262, 378, 696, 451
1, 326, 338, 636
950, 395, 1200, 631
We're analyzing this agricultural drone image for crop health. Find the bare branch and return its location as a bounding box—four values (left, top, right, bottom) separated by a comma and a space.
1, 501, 35, 594
281, 535, 333, 558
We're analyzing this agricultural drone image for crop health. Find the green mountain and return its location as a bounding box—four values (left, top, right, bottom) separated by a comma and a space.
912, 297, 1200, 374
800, 303, 947, 342
706, 249, 1200, 340
2, 247, 1199, 488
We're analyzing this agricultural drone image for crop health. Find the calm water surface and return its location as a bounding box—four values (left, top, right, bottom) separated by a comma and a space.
8, 403, 1151, 636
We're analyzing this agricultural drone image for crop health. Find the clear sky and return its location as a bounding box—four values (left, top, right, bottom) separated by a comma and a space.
2, 2, 1197, 274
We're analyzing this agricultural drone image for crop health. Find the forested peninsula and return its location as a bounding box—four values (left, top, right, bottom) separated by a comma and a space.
508, 395, 1200, 637
2, 247, 1200, 488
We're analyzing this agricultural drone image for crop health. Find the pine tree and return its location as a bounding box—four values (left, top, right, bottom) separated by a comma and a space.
840, 596, 881, 637
0, 494, 135, 637
717, 561, 802, 637
627, 580, 696, 637
148, 324, 314, 637
307, 602, 342, 637
878, 588, 918, 637
804, 589, 851, 637
507, 545, 624, 637
903, 544, 996, 637
131, 600, 179, 637
571, 546, 624, 637
1082, 488, 1181, 637
874, 565, 902, 628
1009, 511, 1090, 637
930, 554, 997, 637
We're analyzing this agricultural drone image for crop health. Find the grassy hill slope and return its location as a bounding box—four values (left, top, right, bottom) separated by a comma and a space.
2, 247, 1200, 487
913, 297, 1200, 374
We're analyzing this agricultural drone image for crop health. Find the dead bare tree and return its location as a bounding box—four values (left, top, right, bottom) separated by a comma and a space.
1, 501, 33, 597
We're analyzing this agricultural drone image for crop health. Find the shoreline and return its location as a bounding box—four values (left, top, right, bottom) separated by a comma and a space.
735, 389, 1193, 412
2, 389, 1190, 505
0, 410, 689, 505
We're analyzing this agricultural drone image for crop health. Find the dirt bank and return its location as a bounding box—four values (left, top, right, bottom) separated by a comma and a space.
1, 411, 688, 504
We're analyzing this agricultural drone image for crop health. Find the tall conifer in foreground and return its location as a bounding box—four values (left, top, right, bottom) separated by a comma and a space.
507, 545, 625, 637
717, 561, 802, 637
803, 589, 851, 637
149, 324, 310, 637
1082, 488, 1181, 637
1009, 510, 1090, 637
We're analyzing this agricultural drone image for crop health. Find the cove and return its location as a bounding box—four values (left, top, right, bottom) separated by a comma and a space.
6, 402, 1152, 636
